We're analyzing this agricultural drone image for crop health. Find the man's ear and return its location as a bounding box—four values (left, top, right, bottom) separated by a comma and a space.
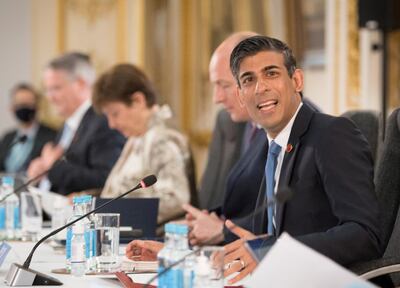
292, 69, 304, 93
236, 85, 246, 108
74, 77, 88, 91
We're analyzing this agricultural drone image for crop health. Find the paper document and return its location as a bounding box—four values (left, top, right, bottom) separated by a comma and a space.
121, 257, 158, 273
244, 233, 377, 288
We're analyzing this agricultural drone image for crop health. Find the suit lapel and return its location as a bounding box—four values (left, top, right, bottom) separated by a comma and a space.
275, 103, 315, 236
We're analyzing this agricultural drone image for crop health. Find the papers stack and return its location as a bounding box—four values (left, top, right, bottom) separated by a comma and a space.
121, 259, 158, 273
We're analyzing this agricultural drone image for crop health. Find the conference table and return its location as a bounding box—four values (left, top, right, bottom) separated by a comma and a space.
0, 240, 156, 288
0, 239, 245, 287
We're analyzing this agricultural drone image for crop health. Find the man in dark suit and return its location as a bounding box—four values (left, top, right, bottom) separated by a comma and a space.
223, 36, 381, 284
27, 52, 125, 196
184, 33, 320, 246
0, 83, 56, 174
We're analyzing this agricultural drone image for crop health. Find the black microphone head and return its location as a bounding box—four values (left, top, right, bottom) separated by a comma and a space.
19, 135, 28, 144
275, 187, 293, 204
140, 175, 157, 188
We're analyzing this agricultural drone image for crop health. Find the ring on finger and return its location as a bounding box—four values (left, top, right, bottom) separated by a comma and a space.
240, 259, 246, 270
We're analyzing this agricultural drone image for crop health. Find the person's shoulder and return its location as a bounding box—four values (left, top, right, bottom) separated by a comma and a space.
152, 125, 188, 145
312, 112, 356, 130
309, 112, 361, 146
0, 128, 17, 142
37, 123, 57, 134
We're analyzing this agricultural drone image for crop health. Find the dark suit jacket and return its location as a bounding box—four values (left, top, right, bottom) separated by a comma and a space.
252, 103, 381, 267
222, 128, 267, 242
48, 107, 125, 195
198, 109, 246, 210
0, 123, 57, 172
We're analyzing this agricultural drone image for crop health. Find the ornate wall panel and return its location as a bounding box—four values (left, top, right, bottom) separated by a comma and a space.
57, 0, 126, 75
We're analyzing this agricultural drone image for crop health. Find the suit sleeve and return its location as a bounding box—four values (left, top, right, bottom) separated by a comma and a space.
198, 110, 225, 209
48, 119, 125, 195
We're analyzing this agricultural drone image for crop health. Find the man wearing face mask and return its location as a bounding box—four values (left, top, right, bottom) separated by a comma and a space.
0, 83, 57, 174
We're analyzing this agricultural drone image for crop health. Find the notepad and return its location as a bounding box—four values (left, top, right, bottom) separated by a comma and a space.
121, 259, 158, 273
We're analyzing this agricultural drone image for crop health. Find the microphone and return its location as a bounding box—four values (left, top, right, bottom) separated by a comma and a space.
4, 175, 157, 286
143, 187, 293, 287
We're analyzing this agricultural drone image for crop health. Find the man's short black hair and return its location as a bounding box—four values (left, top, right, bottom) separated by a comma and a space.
230, 35, 297, 86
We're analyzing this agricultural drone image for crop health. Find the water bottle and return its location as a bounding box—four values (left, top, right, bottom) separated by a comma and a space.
81, 195, 96, 271
66, 196, 84, 271
170, 224, 190, 288
70, 222, 86, 277
0, 179, 8, 239
4, 177, 19, 240
193, 251, 211, 288
158, 223, 175, 288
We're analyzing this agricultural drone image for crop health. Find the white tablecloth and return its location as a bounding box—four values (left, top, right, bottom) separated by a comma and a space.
0, 241, 156, 287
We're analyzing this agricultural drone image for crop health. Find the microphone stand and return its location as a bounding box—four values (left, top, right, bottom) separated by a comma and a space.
0, 155, 68, 204
0, 169, 50, 204
5, 175, 156, 286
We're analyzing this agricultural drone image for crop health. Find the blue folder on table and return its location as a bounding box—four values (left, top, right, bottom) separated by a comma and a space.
94, 197, 159, 240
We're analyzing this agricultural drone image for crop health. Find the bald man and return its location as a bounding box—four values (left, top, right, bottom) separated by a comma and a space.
198, 32, 259, 211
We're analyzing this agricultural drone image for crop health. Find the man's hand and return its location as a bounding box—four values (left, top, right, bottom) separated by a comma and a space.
41, 143, 64, 168
27, 158, 47, 180
125, 240, 164, 261
223, 220, 258, 284
182, 203, 224, 246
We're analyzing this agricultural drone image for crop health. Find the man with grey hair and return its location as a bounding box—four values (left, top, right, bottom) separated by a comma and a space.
27, 52, 125, 196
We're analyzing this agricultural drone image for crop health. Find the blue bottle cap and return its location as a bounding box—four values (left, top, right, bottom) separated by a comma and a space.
175, 224, 189, 235
72, 196, 83, 204
80, 195, 92, 203
165, 223, 176, 233
1, 176, 14, 187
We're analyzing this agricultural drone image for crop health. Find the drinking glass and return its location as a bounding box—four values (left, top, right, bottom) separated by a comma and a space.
20, 192, 42, 241
94, 213, 120, 272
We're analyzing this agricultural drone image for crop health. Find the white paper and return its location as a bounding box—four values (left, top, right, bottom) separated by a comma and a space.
244, 233, 377, 288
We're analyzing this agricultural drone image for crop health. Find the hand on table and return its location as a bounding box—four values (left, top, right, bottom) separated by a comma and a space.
125, 240, 164, 261
224, 220, 258, 284
182, 203, 224, 246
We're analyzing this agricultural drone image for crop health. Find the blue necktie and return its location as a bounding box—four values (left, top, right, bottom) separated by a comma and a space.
265, 140, 281, 235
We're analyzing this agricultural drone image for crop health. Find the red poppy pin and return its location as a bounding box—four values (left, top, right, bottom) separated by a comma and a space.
286, 144, 293, 153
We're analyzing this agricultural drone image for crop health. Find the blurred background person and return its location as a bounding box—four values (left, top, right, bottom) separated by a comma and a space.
27, 52, 125, 195
0, 83, 56, 174
92, 63, 191, 224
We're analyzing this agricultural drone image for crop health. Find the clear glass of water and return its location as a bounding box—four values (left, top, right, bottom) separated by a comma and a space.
94, 213, 120, 272
20, 192, 42, 241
